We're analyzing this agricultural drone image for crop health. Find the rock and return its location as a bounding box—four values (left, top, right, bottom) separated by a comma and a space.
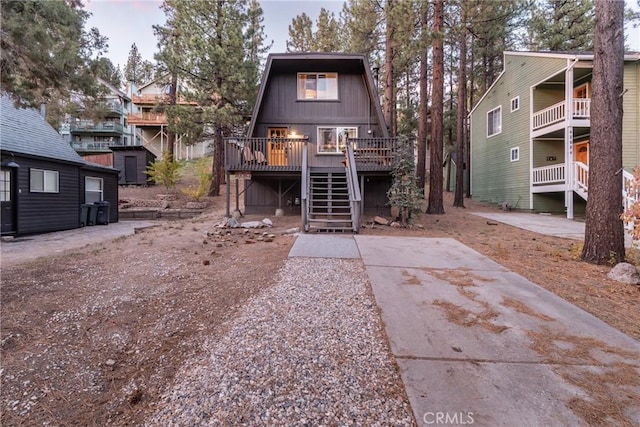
390, 221, 401, 228
415, 224, 424, 229
264, 238, 274, 243
245, 240, 256, 244
608, 262, 640, 285
105, 359, 116, 366
486, 221, 498, 226
203, 260, 210, 266
241, 221, 264, 229
157, 194, 178, 201
262, 218, 273, 227
186, 201, 207, 209
227, 217, 240, 228
282, 227, 300, 235
374, 216, 389, 225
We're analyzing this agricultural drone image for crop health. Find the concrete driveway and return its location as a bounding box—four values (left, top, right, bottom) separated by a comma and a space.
290, 234, 640, 426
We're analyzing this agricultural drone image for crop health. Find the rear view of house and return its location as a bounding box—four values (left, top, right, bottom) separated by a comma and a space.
470, 51, 640, 218
225, 53, 397, 232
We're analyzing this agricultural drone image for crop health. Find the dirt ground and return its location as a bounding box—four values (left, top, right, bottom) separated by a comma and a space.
1, 181, 639, 426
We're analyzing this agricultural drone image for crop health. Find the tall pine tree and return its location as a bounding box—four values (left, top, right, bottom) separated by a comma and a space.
529, 0, 594, 51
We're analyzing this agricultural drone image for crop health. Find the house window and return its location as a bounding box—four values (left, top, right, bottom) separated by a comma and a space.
297, 73, 338, 100
0, 170, 10, 201
510, 147, 520, 162
85, 177, 103, 203
317, 127, 357, 154
30, 169, 59, 193
487, 106, 502, 137
510, 96, 519, 112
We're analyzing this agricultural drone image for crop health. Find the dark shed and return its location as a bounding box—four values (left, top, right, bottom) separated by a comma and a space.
111, 145, 156, 185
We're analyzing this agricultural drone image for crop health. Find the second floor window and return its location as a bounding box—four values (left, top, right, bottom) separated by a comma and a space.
487, 106, 502, 137
298, 73, 338, 100
30, 168, 59, 193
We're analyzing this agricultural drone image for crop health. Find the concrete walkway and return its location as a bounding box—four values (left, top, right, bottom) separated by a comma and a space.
0, 220, 157, 267
289, 234, 640, 426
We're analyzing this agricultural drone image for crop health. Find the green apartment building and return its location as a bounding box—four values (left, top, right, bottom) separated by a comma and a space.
470, 51, 640, 219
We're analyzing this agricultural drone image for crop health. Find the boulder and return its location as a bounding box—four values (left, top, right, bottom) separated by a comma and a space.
262, 218, 273, 227
608, 262, 640, 285
374, 216, 389, 225
241, 221, 264, 229
226, 217, 240, 228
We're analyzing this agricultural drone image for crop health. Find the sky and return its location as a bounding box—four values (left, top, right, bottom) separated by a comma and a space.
84, 0, 345, 69
84, 0, 640, 71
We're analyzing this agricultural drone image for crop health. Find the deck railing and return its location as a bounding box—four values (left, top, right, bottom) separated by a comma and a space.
532, 163, 565, 185
225, 137, 307, 172
70, 121, 123, 134
574, 161, 589, 195
71, 140, 123, 151
532, 98, 592, 130
127, 112, 168, 125
345, 141, 361, 232
349, 137, 396, 170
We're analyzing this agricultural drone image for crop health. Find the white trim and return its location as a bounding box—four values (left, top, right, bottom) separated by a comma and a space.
510, 146, 520, 162
29, 168, 59, 193
297, 72, 339, 100
85, 176, 104, 203
487, 106, 502, 138
317, 126, 357, 154
510, 96, 520, 112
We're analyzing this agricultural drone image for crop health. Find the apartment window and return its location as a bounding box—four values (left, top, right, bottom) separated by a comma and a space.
510, 147, 520, 162
30, 169, 59, 193
510, 96, 520, 112
487, 106, 502, 137
317, 127, 357, 154
85, 177, 103, 203
297, 73, 338, 100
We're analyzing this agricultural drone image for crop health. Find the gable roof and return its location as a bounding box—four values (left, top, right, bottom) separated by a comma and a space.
247, 52, 389, 138
1, 94, 84, 164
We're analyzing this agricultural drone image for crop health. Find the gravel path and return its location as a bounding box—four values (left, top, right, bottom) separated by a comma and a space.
147, 257, 416, 426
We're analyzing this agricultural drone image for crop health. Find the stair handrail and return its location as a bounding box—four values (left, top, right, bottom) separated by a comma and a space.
301, 141, 309, 232
345, 140, 361, 232
574, 161, 589, 196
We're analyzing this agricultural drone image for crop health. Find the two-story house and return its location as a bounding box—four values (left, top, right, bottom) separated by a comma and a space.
126, 76, 211, 161
470, 51, 640, 219
225, 53, 397, 232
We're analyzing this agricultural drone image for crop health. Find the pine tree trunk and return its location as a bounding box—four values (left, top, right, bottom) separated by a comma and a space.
384, 0, 395, 136
166, 72, 178, 161
416, 5, 429, 192
581, 0, 625, 264
454, 7, 467, 208
427, 0, 445, 215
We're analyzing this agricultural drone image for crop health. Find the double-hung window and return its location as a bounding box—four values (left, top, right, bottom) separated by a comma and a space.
30, 169, 59, 193
297, 73, 338, 100
487, 106, 502, 137
85, 177, 104, 203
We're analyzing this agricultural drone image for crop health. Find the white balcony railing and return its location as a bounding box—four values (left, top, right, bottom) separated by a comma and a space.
532, 163, 565, 185
532, 101, 565, 130
532, 98, 591, 130
574, 161, 589, 195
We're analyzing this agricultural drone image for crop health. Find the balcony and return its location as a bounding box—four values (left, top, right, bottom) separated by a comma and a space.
71, 140, 124, 152
226, 138, 307, 172
532, 99, 591, 130
132, 94, 197, 105
70, 120, 123, 135
127, 112, 168, 126
104, 102, 124, 115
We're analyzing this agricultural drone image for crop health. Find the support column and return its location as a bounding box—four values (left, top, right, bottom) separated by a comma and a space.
565, 62, 575, 219
225, 171, 231, 217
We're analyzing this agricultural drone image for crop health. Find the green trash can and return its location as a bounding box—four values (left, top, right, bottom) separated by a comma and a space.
86, 204, 98, 226
79, 204, 91, 227
94, 201, 110, 225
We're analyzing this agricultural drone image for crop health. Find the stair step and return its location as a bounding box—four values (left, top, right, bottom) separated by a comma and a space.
308, 219, 353, 224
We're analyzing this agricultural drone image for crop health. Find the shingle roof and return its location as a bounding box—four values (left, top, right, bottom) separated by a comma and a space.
0, 94, 84, 164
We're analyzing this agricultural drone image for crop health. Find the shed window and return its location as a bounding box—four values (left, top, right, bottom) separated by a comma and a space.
317, 127, 357, 154
510, 147, 520, 162
0, 170, 10, 201
30, 169, 59, 193
511, 96, 520, 112
85, 177, 103, 203
487, 106, 502, 137
298, 73, 338, 100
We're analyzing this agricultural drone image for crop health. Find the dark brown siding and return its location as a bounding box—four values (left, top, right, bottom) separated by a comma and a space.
361, 175, 392, 216
14, 155, 81, 235
112, 149, 155, 185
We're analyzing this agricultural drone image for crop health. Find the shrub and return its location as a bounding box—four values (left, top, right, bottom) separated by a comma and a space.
386, 136, 422, 225
181, 157, 212, 201
145, 151, 182, 190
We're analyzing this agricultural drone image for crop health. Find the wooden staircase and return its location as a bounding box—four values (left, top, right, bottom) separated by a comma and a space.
307, 169, 355, 232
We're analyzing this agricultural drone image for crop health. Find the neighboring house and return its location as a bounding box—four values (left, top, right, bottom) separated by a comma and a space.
1, 95, 119, 236
225, 52, 397, 232
470, 51, 640, 218
126, 76, 211, 160
62, 78, 135, 163
111, 145, 156, 185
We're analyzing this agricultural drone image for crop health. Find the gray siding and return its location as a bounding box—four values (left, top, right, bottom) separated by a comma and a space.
622, 60, 640, 170
80, 167, 119, 223
112, 149, 155, 185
